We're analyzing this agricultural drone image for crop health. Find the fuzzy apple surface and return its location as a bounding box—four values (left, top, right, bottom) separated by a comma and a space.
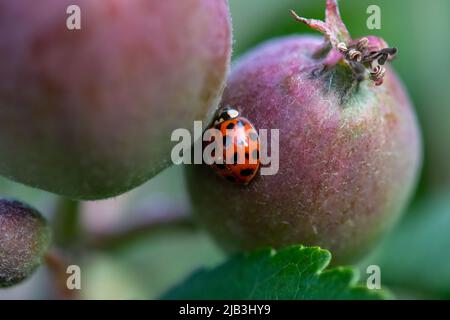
0, 199, 51, 287
185, 2, 421, 263
0, 0, 231, 199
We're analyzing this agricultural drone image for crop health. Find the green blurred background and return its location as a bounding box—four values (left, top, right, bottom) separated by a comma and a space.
1, 0, 450, 299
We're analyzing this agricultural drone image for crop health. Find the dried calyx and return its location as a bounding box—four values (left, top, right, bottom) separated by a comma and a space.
336, 38, 397, 86
291, 0, 397, 86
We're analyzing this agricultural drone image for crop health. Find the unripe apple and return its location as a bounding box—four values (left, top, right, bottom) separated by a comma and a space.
0, 199, 51, 287
185, 0, 421, 263
0, 0, 231, 199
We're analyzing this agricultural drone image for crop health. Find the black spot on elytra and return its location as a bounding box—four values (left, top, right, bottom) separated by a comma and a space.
216, 163, 226, 170
233, 152, 239, 164
226, 122, 235, 130
245, 152, 250, 160
223, 135, 231, 147
240, 168, 254, 177
226, 175, 236, 182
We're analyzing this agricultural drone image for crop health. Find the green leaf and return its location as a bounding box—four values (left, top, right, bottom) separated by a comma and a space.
162, 245, 390, 300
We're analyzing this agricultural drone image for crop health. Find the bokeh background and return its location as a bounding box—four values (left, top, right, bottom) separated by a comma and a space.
1, 0, 450, 299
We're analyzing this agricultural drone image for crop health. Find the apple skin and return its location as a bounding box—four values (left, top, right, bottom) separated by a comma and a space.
0, 0, 231, 199
185, 36, 422, 263
0, 199, 51, 288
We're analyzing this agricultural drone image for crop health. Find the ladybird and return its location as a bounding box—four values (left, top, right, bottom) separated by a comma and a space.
204, 106, 260, 185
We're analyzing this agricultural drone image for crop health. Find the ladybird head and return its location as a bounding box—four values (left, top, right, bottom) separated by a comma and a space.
213, 106, 240, 126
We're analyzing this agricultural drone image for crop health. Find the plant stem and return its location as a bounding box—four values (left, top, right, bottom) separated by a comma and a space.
51, 197, 82, 249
